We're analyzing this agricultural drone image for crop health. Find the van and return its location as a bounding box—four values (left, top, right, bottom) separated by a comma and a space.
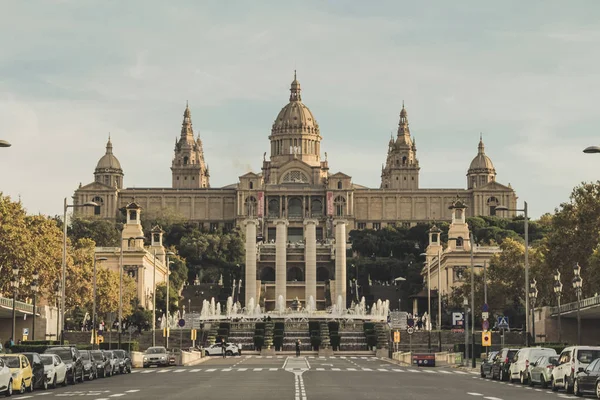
551, 346, 600, 393
509, 347, 557, 384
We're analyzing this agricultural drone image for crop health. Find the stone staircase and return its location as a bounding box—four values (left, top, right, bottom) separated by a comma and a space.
283, 322, 311, 351
319, 322, 331, 349
227, 322, 256, 351
374, 323, 389, 349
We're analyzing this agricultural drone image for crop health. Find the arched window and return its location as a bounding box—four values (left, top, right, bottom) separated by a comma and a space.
282, 170, 309, 184
337, 180, 342, 189
456, 237, 464, 247
402, 156, 407, 165
92, 196, 103, 216
268, 198, 280, 218
311, 198, 323, 217
249, 181, 254, 189
334, 196, 346, 217
487, 197, 499, 216
288, 197, 303, 218
245, 196, 257, 216
184, 156, 189, 165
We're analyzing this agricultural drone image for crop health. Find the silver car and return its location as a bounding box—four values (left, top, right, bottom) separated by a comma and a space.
143, 347, 169, 368
529, 355, 559, 388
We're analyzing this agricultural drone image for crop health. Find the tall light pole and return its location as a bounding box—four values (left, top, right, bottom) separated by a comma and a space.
496, 201, 529, 346
529, 278, 538, 344
469, 233, 475, 368
572, 263, 583, 345
119, 234, 144, 348
463, 297, 469, 366
0, 139, 11, 147
61, 198, 98, 344
30, 271, 39, 341
93, 257, 108, 350
165, 251, 175, 349
11, 265, 20, 341
553, 270, 563, 343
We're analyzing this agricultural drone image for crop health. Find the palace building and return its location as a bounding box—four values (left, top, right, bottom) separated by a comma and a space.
73, 73, 517, 309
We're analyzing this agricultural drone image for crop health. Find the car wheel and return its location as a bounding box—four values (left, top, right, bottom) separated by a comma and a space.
62, 375, 67, 387
27, 379, 34, 393
226, 351, 233, 356
127, 366, 131, 374
574, 379, 582, 396
80, 370, 85, 383
551, 376, 558, 391
499, 369, 504, 381
5, 379, 12, 397
19, 381, 26, 394
70, 372, 76, 385
595, 380, 600, 399
205, 351, 209, 357
540, 376, 547, 389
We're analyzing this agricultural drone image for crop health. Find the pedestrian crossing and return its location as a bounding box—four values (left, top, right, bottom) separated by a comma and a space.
131, 367, 477, 375
241, 355, 378, 360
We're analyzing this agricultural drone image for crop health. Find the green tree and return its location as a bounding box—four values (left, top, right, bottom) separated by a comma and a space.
69, 217, 121, 247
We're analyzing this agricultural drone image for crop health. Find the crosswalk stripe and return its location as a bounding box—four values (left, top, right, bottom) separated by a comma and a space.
362, 368, 372, 371
206, 368, 216, 372
269, 368, 278, 371
407, 369, 420, 373
173, 369, 186, 373
190, 369, 202, 372
377, 369, 388, 372
253, 368, 263, 371
347, 368, 357, 371
157, 369, 170, 373
238, 368, 247, 371
424, 370, 436, 373
439, 370, 453, 374
141, 370, 153, 374
316, 368, 324, 371
392, 369, 403, 372
454, 371, 468, 375
222, 368, 232, 371
332, 368, 341, 371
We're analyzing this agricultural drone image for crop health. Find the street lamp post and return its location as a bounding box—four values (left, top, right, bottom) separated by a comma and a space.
61, 198, 98, 344
93, 257, 108, 350
496, 201, 529, 346
54, 281, 61, 341
572, 263, 583, 345
553, 270, 563, 343
11, 265, 20, 341
529, 278, 538, 344
30, 272, 39, 340
463, 297, 469, 366
165, 251, 175, 349
152, 249, 157, 347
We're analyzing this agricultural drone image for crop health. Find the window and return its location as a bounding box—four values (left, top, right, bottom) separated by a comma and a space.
249, 181, 254, 189
282, 170, 309, 183
184, 156, 189, 165
268, 198, 280, 218
487, 197, 499, 216
402, 156, 407, 165
129, 210, 137, 221
337, 181, 342, 189
454, 267, 466, 281
357, 222, 366, 230
224, 222, 234, 232
92, 196, 103, 216
404, 177, 407, 180
372, 222, 381, 230
288, 197, 303, 218
412, 177, 414, 181
334, 196, 346, 217
210, 223, 218, 231
311, 198, 323, 217
177, 176, 180, 180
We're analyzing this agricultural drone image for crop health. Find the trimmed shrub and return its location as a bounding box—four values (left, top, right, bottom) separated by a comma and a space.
21, 340, 59, 346
330, 334, 341, 351
309, 321, 319, 332
253, 335, 265, 349
366, 335, 377, 348
217, 328, 229, 336
274, 329, 284, 336
255, 322, 266, 331
254, 329, 265, 337
328, 321, 339, 334
310, 336, 321, 351
310, 330, 319, 337
274, 322, 284, 330
364, 322, 374, 331
273, 335, 284, 351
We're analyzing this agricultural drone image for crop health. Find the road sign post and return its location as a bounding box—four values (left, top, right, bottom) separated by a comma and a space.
178, 319, 185, 350
393, 331, 400, 343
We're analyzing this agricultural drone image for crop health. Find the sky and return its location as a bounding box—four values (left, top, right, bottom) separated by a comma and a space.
1, 0, 600, 219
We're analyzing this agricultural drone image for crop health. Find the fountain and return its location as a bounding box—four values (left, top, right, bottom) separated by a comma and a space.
246, 298, 255, 316
226, 297, 233, 316
159, 313, 166, 329
210, 297, 216, 316
277, 295, 285, 314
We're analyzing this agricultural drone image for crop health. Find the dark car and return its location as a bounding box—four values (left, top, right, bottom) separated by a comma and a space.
573, 357, 600, 396
22, 352, 47, 390
491, 348, 519, 381
480, 351, 498, 378
90, 350, 110, 378
44, 347, 84, 384
112, 350, 132, 374
79, 351, 97, 380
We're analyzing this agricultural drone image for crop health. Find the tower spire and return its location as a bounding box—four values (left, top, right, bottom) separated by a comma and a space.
181, 102, 193, 138
290, 71, 302, 102
106, 134, 113, 154
478, 133, 485, 154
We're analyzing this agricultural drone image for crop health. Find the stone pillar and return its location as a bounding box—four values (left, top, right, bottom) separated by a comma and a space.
334, 219, 347, 308
244, 219, 259, 306
275, 219, 289, 305
304, 219, 318, 306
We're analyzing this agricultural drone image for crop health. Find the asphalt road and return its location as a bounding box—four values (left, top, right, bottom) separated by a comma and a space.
7, 355, 583, 400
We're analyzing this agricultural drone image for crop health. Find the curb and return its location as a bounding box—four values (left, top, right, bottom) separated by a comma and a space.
184, 357, 210, 367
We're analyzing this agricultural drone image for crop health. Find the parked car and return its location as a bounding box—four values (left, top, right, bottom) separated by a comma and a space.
491, 348, 519, 381
509, 347, 557, 384
44, 347, 84, 384
22, 352, 47, 390
2, 354, 33, 394
552, 346, 600, 393
39, 354, 67, 388
529, 355, 559, 388
0, 357, 13, 397
79, 351, 97, 380
90, 350, 111, 378
143, 347, 169, 368
204, 343, 241, 357
101, 351, 117, 376
480, 351, 498, 378
111, 350, 132, 374
573, 357, 600, 396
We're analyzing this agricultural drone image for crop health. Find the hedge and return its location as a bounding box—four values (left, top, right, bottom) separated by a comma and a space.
255, 322, 266, 330
99, 342, 139, 352
328, 322, 339, 334
366, 335, 377, 348
330, 334, 341, 351
253, 335, 265, 349
21, 340, 59, 346
219, 322, 231, 330
364, 322, 374, 330
310, 336, 321, 350
217, 328, 229, 336
274, 322, 284, 330
273, 335, 284, 351
254, 329, 265, 337
274, 329, 284, 336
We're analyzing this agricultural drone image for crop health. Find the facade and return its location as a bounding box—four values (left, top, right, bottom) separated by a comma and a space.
73, 73, 518, 308
94, 203, 168, 311
423, 199, 501, 299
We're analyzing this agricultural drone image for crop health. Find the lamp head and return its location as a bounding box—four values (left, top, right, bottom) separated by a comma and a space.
0, 140, 11, 147
167, 251, 175, 256
97, 257, 108, 262
83, 201, 99, 207
583, 145, 600, 154
573, 263, 581, 277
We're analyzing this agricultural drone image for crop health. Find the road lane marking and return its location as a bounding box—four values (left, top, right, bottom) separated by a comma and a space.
269, 368, 278, 371
222, 368, 232, 371
466, 393, 483, 396
237, 368, 247, 371
454, 371, 468, 375
392, 369, 403, 372
377, 369, 387, 371
141, 370, 153, 373
424, 370, 436, 373
190, 369, 202, 372
347, 368, 357, 371
125, 390, 140, 393
332, 368, 341, 371
362, 368, 372, 371
438, 370, 452, 374
157, 369, 170, 373
407, 369, 420, 373
316, 368, 324, 371
253, 368, 263, 371
206, 368, 216, 372
483, 397, 502, 400
173, 369, 186, 373
109, 395, 125, 398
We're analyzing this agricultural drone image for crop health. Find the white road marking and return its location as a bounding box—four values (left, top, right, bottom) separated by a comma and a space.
392, 369, 403, 372
109, 395, 125, 398
190, 369, 202, 372
362, 368, 372, 371
141, 370, 153, 373
483, 397, 503, 400
407, 369, 420, 373
237, 368, 247, 371
466, 393, 483, 396
157, 369, 170, 373
377, 368, 387, 372
269, 368, 278, 371
454, 371, 468, 375
424, 370, 436, 373
253, 368, 263, 371
331, 368, 341, 371
205, 368, 216, 372
125, 390, 140, 393
222, 368, 232, 371
267, 356, 273, 359
173, 369, 186, 373
438, 370, 452, 374
316, 368, 324, 371
347, 368, 357, 371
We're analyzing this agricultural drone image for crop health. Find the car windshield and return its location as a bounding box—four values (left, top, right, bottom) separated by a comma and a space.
3, 357, 21, 368
81, 352, 90, 360
48, 349, 72, 361
507, 350, 517, 360
146, 347, 166, 354
113, 351, 124, 359
548, 356, 559, 365
91, 352, 104, 361
40, 356, 54, 366
577, 350, 600, 363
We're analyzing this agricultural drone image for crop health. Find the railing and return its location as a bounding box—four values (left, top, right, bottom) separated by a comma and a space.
550, 295, 600, 315
0, 296, 36, 314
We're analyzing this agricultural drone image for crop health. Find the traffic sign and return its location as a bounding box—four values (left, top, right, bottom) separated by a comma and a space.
178, 318, 186, 328
23, 328, 29, 336
497, 316, 509, 329
482, 331, 492, 347
482, 303, 489, 312
407, 327, 414, 335
407, 318, 415, 328
163, 328, 170, 337
393, 331, 400, 343
481, 312, 489, 320
482, 320, 490, 331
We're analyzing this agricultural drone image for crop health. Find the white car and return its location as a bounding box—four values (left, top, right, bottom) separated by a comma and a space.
0, 357, 13, 396
509, 347, 557, 384
204, 343, 241, 356
40, 354, 67, 388
552, 346, 600, 393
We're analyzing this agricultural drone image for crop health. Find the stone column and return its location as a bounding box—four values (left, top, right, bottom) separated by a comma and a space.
244, 219, 259, 306
275, 219, 289, 305
304, 219, 318, 306
334, 219, 347, 308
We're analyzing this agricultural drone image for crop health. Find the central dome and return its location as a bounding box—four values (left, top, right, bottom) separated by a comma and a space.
271, 73, 320, 136
95, 137, 122, 172
468, 137, 495, 173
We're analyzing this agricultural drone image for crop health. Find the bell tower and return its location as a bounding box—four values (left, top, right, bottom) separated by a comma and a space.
171, 103, 210, 189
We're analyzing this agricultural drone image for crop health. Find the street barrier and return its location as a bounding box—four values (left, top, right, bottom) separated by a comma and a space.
412, 353, 435, 367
